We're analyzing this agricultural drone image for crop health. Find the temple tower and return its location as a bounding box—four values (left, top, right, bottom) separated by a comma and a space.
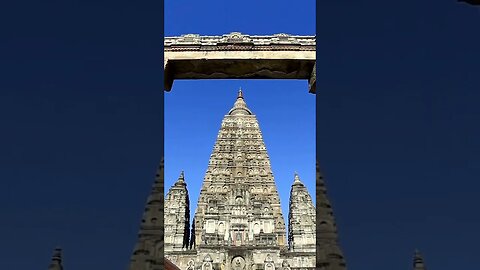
316, 162, 346, 270
191, 89, 288, 270
286, 173, 316, 268
288, 173, 316, 253
129, 159, 164, 270
164, 171, 191, 251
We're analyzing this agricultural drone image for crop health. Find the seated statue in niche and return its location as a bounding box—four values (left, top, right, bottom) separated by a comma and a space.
186, 260, 195, 270
264, 262, 274, 270
231, 256, 246, 270
218, 222, 225, 234
281, 260, 290, 270
202, 262, 212, 270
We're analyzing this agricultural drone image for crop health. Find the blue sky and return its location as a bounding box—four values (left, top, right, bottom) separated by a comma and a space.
164, 0, 315, 36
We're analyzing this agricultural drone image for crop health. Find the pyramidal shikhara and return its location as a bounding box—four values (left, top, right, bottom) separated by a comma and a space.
157, 89, 335, 270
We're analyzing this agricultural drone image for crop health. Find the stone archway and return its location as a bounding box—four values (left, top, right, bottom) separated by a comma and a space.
164, 32, 316, 93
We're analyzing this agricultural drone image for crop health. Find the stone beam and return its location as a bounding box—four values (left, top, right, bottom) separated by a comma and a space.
164, 32, 316, 94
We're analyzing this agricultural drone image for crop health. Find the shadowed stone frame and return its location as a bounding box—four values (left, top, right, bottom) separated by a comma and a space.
164, 32, 316, 94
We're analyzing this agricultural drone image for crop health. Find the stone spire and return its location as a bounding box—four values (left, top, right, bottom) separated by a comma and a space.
316, 161, 347, 270
129, 158, 164, 270
48, 247, 63, 270
228, 88, 252, 116
190, 88, 288, 266
293, 172, 301, 184
178, 170, 185, 183
164, 171, 191, 252
413, 250, 426, 270
288, 172, 316, 254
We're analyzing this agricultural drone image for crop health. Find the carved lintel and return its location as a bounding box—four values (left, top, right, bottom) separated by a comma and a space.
163, 33, 316, 93
165, 32, 315, 50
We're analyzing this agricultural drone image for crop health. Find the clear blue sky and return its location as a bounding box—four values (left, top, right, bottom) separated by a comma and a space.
165, 81, 316, 229
1, 1, 480, 270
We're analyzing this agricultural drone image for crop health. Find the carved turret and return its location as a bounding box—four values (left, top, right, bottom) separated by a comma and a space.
48, 247, 63, 270
413, 250, 426, 270
316, 161, 347, 270
288, 173, 316, 253
164, 171, 191, 251
129, 158, 164, 270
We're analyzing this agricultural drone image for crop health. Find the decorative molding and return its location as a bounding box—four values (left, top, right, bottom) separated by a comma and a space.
165, 32, 315, 51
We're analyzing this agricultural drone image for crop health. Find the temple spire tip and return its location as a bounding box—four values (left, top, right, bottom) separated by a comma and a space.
177, 170, 185, 182
228, 87, 251, 115
293, 172, 302, 184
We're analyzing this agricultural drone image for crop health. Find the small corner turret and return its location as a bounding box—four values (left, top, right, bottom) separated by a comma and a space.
288, 172, 316, 253
165, 171, 191, 252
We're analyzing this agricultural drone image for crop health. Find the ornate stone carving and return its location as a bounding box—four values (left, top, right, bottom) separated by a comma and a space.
176, 34, 201, 44
264, 254, 275, 270
160, 91, 319, 270
164, 32, 315, 51
231, 256, 246, 270
186, 260, 195, 270
220, 32, 253, 44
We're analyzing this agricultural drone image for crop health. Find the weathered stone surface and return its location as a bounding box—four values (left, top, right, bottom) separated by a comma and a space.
315, 162, 346, 270
164, 90, 317, 270
165, 171, 191, 252
289, 173, 316, 253
129, 158, 165, 270
165, 33, 315, 47
164, 33, 316, 93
